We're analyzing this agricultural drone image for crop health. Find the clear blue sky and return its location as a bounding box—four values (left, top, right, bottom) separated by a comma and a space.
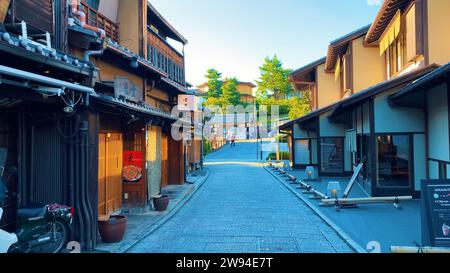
151, 0, 382, 86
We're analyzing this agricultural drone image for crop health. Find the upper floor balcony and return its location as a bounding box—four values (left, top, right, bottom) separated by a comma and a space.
147, 27, 185, 86
79, 0, 119, 42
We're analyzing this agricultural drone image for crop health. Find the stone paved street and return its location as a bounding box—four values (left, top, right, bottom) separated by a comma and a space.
128, 142, 354, 253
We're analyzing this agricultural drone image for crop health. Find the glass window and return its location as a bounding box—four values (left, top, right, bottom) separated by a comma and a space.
294, 140, 310, 165
386, 31, 406, 78
86, 0, 100, 10
377, 135, 411, 188
439, 162, 447, 180
321, 138, 344, 174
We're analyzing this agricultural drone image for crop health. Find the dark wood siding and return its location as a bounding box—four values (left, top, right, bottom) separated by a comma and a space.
13, 0, 54, 34
0, 110, 18, 232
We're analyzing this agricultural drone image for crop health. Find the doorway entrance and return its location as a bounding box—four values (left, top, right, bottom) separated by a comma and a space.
98, 132, 123, 218
376, 134, 413, 196
320, 137, 344, 175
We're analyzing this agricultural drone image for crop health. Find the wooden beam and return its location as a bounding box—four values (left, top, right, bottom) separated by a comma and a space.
320, 196, 413, 205
291, 81, 315, 85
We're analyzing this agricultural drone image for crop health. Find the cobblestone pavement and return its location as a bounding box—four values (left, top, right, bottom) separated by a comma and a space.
128, 142, 354, 253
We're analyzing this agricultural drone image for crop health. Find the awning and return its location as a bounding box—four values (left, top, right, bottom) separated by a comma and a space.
325, 25, 370, 72
0, 65, 95, 95
389, 62, 450, 107
279, 104, 334, 131
93, 93, 178, 121
379, 10, 401, 56
281, 66, 439, 131
334, 56, 341, 82
330, 65, 438, 118
365, 0, 410, 45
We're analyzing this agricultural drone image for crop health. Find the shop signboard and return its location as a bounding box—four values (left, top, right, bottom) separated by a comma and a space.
421, 180, 450, 247
114, 77, 143, 103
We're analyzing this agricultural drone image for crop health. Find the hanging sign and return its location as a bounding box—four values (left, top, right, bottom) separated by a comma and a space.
178, 94, 201, 111
123, 151, 143, 183
421, 180, 450, 247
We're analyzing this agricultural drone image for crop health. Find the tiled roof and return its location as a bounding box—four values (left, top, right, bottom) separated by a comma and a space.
0, 30, 92, 72
325, 25, 370, 72
94, 93, 177, 121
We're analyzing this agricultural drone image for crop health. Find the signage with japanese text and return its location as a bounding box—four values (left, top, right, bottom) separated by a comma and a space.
422, 180, 450, 247
114, 77, 143, 103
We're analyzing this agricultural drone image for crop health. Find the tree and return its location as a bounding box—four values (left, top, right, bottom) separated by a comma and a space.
205, 68, 222, 99
256, 55, 293, 99
288, 92, 312, 120
221, 77, 241, 109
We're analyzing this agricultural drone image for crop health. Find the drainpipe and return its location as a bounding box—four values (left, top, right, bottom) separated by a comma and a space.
71, 0, 106, 63
83, 48, 104, 63
71, 0, 106, 39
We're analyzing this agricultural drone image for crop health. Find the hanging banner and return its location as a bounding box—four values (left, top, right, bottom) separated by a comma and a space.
421, 180, 450, 247
123, 151, 143, 183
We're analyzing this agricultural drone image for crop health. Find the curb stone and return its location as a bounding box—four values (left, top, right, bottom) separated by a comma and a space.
263, 166, 367, 254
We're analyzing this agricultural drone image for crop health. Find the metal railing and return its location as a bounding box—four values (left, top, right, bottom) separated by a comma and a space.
80, 1, 119, 42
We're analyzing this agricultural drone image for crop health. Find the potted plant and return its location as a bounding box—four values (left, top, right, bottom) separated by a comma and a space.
152, 194, 170, 211
98, 214, 128, 243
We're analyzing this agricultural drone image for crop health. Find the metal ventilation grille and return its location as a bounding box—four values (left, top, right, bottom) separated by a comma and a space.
0, 98, 21, 108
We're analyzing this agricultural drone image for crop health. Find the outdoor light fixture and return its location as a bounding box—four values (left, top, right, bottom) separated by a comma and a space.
331, 189, 338, 198
306, 166, 314, 180
130, 57, 138, 68
327, 181, 342, 198
63, 105, 74, 113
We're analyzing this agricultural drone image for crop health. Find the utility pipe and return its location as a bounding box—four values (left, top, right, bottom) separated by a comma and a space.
83, 48, 104, 63
71, 0, 106, 39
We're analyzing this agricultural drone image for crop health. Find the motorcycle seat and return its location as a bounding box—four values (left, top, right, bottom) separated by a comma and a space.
17, 205, 47, 219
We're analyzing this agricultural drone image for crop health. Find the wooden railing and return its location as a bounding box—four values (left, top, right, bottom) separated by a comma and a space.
147, 28, 185, 86
80, 1, 119, 42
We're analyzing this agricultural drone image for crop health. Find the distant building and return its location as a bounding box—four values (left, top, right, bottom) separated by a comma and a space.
197, 81, 256, 104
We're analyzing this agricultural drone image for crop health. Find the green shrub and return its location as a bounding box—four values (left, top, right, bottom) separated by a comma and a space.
266, 151, 290, 160
203, 139, 212, 156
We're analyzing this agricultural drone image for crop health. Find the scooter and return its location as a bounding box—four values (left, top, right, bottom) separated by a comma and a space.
0, 149, 73, 253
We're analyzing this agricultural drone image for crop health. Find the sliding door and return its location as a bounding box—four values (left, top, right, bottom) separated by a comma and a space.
376, 134, 413, 195
320, 137, 344, 175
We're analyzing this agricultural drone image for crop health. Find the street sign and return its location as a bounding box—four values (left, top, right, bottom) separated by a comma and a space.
421, 180, 450, 247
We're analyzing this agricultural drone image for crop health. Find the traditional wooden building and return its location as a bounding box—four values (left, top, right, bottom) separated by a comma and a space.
281, 0, 450, 197
0, 0, 189, 250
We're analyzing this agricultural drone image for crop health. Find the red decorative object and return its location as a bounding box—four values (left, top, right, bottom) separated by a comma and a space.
123, 151, 143, 183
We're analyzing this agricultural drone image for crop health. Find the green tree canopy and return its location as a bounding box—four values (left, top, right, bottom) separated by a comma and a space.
256, 55, 293, 99
288, 93, 312, 120
221, 77, 241, 109
205, 68, 222, 98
